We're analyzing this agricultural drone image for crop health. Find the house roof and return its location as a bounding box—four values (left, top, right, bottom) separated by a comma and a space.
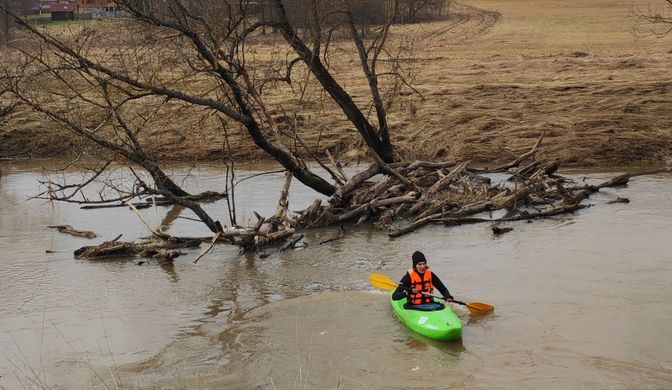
44, 3, 76, 12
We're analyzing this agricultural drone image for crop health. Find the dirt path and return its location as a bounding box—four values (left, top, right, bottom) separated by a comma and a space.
422, 2, 501, 43
1, 0, 671, 166
422, 3, 502, 44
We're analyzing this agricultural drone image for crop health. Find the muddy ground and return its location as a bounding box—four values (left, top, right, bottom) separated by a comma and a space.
1, 0, 671, 167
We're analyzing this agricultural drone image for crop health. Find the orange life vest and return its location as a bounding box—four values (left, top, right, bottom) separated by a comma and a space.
408, 268, 434, 304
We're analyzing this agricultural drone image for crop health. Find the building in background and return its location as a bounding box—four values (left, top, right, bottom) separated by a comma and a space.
76, 0, 125, 19
43, 1, 76, 21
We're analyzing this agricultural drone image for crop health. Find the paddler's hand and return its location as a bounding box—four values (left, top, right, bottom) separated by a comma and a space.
444, 296, 454, 302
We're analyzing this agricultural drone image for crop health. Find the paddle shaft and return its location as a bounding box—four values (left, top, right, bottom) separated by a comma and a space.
396, 284, 451, 302
398, 284, 469, 307
396, 284, 471, 307
423, 292, 470, 306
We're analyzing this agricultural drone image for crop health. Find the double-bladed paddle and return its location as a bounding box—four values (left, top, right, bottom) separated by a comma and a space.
369, 272, 494, 315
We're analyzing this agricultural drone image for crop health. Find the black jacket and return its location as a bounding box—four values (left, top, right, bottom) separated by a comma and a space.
392, 269, 453, 302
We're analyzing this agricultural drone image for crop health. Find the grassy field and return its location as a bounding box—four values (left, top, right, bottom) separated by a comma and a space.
380, 0, 672, 165
2, 0, 671, 166
24, 13, 111, 28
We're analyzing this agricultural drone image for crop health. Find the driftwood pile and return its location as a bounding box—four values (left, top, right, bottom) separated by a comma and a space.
66, 134, 671, 260
286, 134, 670, 238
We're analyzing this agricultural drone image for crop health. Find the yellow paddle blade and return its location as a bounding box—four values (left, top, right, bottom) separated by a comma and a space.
369, 273, 399, 291
466, 302, 494, 314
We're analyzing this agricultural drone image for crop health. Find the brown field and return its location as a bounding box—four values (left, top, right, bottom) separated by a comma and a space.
1, 0, 671, 166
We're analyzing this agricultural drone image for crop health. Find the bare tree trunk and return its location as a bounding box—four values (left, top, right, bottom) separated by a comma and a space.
1, 0, 10, 43
270, 0, 395, 163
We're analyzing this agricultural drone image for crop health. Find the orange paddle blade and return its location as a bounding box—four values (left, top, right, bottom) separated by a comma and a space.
466, 302, 494, 314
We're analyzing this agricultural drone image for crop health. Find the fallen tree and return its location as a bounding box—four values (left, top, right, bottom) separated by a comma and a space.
74, 234, 200, 262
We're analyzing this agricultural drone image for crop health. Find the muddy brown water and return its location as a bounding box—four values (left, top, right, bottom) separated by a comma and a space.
1, 162, 671, 389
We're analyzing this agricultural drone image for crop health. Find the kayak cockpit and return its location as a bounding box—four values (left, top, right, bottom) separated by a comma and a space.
403, 302, 445, 311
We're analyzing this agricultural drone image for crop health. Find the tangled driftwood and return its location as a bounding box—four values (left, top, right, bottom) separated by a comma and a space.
287, 134, 671, 238
71, 134, 671, 260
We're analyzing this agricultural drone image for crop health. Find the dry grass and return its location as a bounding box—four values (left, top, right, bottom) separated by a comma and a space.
2, 0, 671, 167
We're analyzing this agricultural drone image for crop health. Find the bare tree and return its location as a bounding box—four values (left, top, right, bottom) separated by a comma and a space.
1, 0, 13, 43
0, 0, 414, 253
2, 0, 413, 195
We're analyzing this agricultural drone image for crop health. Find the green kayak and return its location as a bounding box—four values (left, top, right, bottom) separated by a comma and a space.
390, 293, 463, 341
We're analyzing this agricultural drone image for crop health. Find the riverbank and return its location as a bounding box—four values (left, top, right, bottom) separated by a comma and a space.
1, 0, 671, 166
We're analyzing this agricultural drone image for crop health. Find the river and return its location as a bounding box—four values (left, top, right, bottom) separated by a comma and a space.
1, 161, 671, 389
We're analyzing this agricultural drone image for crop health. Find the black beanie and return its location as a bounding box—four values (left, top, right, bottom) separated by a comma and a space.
412, 251, 426, 266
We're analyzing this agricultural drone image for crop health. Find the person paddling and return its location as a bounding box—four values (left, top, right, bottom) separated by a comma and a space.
392, 251, 453, 309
